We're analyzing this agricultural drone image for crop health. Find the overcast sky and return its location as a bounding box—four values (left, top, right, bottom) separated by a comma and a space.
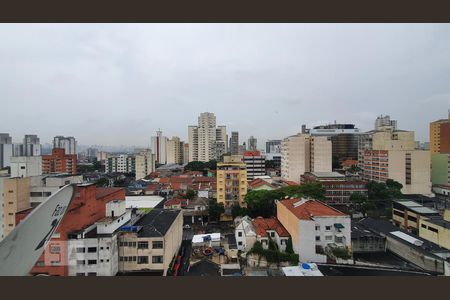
1, 24, 449, 148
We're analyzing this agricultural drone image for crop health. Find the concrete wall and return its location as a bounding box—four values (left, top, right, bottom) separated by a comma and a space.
10, 156, 42, 178
3, 177, 31, 237
431, 153, 450, 185
385, 236, 444, 274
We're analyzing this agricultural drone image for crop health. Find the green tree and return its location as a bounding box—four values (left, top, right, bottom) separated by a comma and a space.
96, 177, 109, 187
265, 160, 277, 169
208, 201, 225, 222
184, 189, 195, 200
231, 205, 247, 218
285, 237, 294, 254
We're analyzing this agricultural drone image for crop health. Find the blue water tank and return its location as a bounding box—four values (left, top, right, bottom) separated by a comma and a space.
301, 263, 311, 269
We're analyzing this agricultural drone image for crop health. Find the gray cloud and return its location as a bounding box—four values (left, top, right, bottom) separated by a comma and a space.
0, 24, 449, 148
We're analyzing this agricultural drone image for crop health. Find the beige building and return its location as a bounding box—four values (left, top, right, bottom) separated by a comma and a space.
134, 149, 155, 180
166, 136, 183, 165
2, 177, 31, 238
217, 155, 247, 219
183, 143, 189, 164
281, 133, 332, 183
419, 211, 450, 251
372, 130, 415, 151
118, 209, 183, 275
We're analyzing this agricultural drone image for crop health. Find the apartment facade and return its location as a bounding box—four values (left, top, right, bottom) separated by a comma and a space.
363, 149, 431, 195
135, 149, 155, 180
2, 177, 31, 238
53, 136, 77, 155
217, 156, 248, 216
105, 154, 135, 174
429, 112, 450, 158
243, 151, 266, 180
188, 112, 227, 162
301, 172, 368, 205
166, 136, 183, 165
118, 209, 183, 275
248, 136, 257, 151
42, 148, 77, 175
277, 198, 351, 263
230, 131, 239, 155
281, 133, 332, 183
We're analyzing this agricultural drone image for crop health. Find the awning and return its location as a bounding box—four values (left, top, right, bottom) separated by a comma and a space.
334, 223, 345, 229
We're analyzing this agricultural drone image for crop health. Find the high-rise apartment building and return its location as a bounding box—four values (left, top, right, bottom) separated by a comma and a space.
217, 155, 248, 218
375, 115, 398, 131
266, 140, 281, 154
42, 148, 77, 175
135, 149, 155, 180
214, 140, 227, 161
430, 111, 450, 158
151, 130, 168, 165
183, 143, 189, 164
166, 137, 183, 165
243, 151, 266, 180
0, 133, 13, 169
216, 125, 228, 153
53, 136, 77, 155
188, 112, 227, 162
281, 133, 332, 183
230, 131, 239, 155
248, 136, 257, 151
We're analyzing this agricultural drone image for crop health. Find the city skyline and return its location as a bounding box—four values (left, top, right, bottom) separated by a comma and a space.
1, 24, 450, 146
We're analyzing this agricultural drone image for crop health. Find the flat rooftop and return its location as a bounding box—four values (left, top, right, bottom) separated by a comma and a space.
393, 200, 439, 215
310, 172, 345, 178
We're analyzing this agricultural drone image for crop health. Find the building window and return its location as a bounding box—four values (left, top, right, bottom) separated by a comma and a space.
315, 225, 320, 231
87, 247, 97, 253
238, 241, 243, 246
76, 260, 85, 266
76, 273, 85, 276
325, 226, 331, 231
428, 226, 439, 233
421, 224, 427, 229
138, 241, 149, 249
325, 236, 333, 241
238, 231, 242, 237
87, 272, 97, 276
152, 241, 163, 249
270, 232, 275, 238
87, 260, 97, 265
137, 256, 149, 264
335, 237, 344, 244
152, 256, 164, 264
315, 236, 320, 241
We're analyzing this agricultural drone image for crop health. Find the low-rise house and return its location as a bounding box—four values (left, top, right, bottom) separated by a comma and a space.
183, 197, 209, 225
67, 200, 131, 276
118, 209, 183, 276
277, 198, 351, 263
234, 216, 290, 252
163, 198, 188, 209
248, 178, 276, 191
419, 211, 450, 250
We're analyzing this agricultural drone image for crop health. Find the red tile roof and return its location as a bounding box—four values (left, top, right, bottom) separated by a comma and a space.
280, 198, 347, 220
342, 159, 359, 168
243, 150, 261, 156
95, 187, 124, 199
164, 198, 187, 208
252, 217, 290, 237
248, 178, 274, 189
282, 180, 299, 186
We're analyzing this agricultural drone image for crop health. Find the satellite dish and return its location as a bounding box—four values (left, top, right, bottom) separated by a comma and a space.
0, 184, 75, 276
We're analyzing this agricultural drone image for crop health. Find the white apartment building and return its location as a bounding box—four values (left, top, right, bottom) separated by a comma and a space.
105, 155, 135, 173
67, 200, 131, 276
135, 149, 155, 180
53, 136, 77, 155
277, 198, 351, 263
151, 130, 168, 165
188, 112, 227, 162
281, 133, 332, 183
10, 156, 42, 178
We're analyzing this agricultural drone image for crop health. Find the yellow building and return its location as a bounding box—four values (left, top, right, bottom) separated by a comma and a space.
429, 111, 450, 158
2, 177, 31, 238
217, 155, 247, 219
419, 210, 450, 251
372, 129, 415, 151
